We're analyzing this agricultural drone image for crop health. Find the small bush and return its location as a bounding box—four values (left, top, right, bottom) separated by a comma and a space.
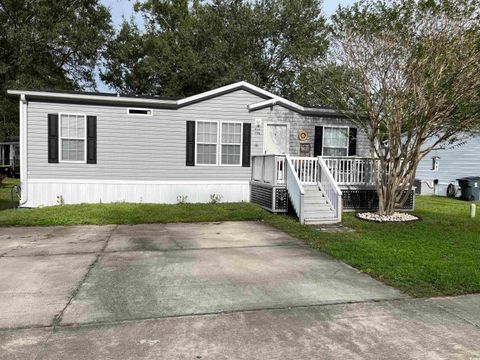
176, 195, 188, 204
209, 194, 223, 204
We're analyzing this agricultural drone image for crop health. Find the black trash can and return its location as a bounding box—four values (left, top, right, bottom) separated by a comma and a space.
457, 176, 480, 201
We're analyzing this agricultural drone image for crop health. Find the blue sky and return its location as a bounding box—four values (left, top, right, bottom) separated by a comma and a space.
101, 0, 356, 27
97, 0, 356, 91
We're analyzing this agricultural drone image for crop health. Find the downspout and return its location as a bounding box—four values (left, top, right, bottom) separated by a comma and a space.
19, 94, 28, 206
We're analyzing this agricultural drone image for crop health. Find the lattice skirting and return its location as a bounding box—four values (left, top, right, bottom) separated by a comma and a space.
342, 189, 415, 211
250, 183, 288, 213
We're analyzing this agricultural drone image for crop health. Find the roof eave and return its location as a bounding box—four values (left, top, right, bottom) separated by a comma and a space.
248, 99, 346, 118
7, 90, 178, 108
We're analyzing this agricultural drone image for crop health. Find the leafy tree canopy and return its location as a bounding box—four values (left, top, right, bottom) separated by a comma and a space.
0, 0, 113, 139
321, 0, 480, 214
101, 0, 329, 103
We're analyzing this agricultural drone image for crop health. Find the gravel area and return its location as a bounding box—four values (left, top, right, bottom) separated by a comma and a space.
357, 212, 419, 222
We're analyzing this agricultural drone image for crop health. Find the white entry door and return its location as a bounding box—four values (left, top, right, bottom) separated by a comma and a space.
264, 124, 288, 154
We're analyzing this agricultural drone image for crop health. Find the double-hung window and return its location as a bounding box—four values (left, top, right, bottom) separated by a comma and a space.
60, 114, 86, 162
323, 126, 349, 156
221, 122, 242, 165
196, 121, 219, 165
195, 121, 243, 166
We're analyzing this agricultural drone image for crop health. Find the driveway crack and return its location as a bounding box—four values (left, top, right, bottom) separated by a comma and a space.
51, 225, 117, 329
430, 300, 480, 330
33, 225, 117, 359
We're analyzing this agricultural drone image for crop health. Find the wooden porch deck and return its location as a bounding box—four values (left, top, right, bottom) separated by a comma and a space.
250, 155, 414, 224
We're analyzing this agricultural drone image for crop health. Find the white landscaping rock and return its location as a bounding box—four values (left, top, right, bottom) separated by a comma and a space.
357, 212, 418, 222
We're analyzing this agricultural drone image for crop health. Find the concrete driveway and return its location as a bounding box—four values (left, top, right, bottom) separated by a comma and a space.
1, 221, 479, 359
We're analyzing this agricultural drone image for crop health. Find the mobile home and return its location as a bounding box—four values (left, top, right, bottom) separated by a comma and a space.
8, 81, 413, 224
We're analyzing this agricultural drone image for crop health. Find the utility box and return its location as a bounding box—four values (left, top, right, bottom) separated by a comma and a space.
457, 176, 480, 201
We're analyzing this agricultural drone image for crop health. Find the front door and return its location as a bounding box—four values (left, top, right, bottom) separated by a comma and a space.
264, 124, 288, 154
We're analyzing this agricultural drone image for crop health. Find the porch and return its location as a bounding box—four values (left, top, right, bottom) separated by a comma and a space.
250, 155, 414, 224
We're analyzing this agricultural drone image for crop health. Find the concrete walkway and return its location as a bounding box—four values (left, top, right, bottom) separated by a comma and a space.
0, 222, 479, 359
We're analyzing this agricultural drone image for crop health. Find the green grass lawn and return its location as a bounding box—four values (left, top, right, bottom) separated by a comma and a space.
0, 193, 478, 298
0, 201, 266, 226
267, 197, 480, 298
0, 177, 19, 211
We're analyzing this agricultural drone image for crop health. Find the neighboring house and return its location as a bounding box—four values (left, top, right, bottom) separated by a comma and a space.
0, 136, 20, 176
415, 134, 480, 196
8, 81, 413, 224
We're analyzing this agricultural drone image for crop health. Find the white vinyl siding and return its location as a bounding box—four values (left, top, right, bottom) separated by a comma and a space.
60, 114, 86, 162
323, 126, 349, 156
221, 122, 242, 165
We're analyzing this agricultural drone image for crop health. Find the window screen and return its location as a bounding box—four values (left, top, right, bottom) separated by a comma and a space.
323, 127, 348, 156
221, 122, 242, 165
60, 114, 86, 162
196, 121, 218, 165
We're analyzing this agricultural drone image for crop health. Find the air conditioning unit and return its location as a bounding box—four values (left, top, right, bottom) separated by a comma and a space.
414, 179, 435, 195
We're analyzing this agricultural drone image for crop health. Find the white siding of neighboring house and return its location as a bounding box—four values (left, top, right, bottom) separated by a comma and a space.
23, 89, 367, 207
415, 135, 480, 195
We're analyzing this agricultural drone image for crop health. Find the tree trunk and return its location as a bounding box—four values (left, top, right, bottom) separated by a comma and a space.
373, 153, 405, 216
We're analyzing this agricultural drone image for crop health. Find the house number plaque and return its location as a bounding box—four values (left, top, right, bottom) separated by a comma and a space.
300, 143, 311, 157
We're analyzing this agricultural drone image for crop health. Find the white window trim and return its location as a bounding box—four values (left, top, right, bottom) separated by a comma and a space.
127, 108, 153, 116
322, 125, 350, 156
263, 122, 290, 155
194, 120, 244, 166
195, 120, 219, 166
220, 121, 243, 167
58, 113, 87, 164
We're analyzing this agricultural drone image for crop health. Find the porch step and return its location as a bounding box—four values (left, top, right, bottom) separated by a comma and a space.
303, 210, 336, 219
304, 218, 341, 225
304, 197, 329, 205
304, 186, 321, 192
301, 185, 339, 224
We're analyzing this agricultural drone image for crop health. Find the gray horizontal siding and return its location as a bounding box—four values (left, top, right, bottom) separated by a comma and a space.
250, 106, 370, 157
416, 135, 480, 184
27, 90, 263, 181
26, 89, 371, 181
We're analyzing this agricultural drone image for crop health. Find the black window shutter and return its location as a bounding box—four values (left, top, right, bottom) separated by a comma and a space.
48, 114, 59, 163
242, 123, 251, 167
87, 116, 97, 164
314, 126, 323, 157
186, 121, 195, 166
348, 127, 357, 156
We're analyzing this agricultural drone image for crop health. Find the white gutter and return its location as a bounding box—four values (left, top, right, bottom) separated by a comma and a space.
248, 98, 342, 117
247, 98, 307, 112
247, 99, 278, 111
7, 90, 177, 106
19, 94, 28, 206
9, 82, 337, 115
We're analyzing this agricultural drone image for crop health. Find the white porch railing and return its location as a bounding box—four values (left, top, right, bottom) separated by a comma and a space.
289, 157, 319, 185
285, 156, 305, 223
252, 155, 286, 186
318, 157, 343, 221
322, 156, 376, 186
251, 155, 376, 223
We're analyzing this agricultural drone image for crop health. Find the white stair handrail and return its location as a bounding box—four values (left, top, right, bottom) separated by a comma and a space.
285, 156, 305, 223
318, 157, 343, 221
